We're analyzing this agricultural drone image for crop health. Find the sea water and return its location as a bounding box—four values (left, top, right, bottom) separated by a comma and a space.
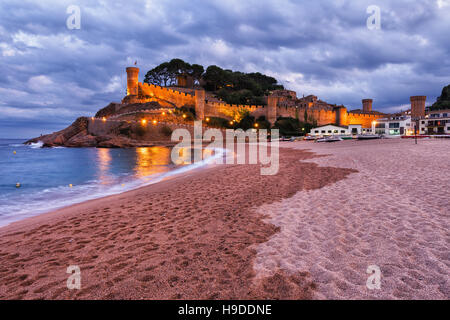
0, 139, 224, 227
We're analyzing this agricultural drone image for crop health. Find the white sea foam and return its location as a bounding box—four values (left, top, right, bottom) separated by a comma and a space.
28, 141, 44, 148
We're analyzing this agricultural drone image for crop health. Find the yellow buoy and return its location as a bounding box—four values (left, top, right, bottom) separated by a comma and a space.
16, 183, 21, 188
13, 151, 16, 154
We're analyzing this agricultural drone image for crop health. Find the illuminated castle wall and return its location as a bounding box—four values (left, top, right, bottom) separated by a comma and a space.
122, 67, 386, 127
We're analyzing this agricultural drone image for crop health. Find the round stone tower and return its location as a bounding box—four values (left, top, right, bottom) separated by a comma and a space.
410, 96, 426, 119
126, 67, 139, 96
362, 99, 373, 112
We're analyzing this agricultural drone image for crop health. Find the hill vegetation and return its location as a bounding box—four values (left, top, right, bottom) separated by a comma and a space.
429, 84, 450, 110
144, 59, 284, 105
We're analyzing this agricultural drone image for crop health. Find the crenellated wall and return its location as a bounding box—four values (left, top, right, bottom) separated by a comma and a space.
122, 67, 385, 128
347, 112, 383, 127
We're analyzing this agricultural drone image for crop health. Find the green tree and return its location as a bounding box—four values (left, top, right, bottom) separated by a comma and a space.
430, 84, 450, 110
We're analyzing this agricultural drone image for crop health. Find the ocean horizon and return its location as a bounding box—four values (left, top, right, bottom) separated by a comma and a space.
0, 139, 223, 227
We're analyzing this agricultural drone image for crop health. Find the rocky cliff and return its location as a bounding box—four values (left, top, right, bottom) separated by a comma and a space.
25, 102, 179, 148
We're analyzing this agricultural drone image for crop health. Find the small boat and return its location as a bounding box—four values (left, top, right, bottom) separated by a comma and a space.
316, 136, 343, 143
401, 135, 431, 139
340, 135, 353, 140
303, 136, 317, 141
357, 134, 380, 140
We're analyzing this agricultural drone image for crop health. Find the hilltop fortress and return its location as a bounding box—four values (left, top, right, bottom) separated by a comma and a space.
122, 66, 388, 128
26, 66, 431, 148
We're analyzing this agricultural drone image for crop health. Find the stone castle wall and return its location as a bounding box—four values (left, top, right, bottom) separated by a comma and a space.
123, 67, 385, 127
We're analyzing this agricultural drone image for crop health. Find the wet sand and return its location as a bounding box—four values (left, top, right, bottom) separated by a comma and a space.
0, 147, 353, 299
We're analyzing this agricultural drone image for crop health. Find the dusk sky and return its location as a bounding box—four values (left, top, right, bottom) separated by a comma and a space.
0, 0, 449, 138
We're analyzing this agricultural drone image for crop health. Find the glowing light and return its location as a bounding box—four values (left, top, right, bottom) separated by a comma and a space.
13, 151, 16, 155
254, 123, 259, 128
102, 117, 106, 122
15, 182, 21, 188
162, 112, 166, 116
69, 184, 73, 188
229, 121, 234, 125
152, 120, 157, 125
182, 114, 187, 119
206, 117, 210, 122
141, 119, 147, 125
91, 117, 94, 120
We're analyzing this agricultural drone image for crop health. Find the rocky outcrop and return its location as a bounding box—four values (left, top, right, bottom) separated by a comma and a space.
25, 117, 90, 147
24, 101, 184, 148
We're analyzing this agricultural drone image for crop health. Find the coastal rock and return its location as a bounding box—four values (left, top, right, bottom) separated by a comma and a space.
24, 100, 183, 148
25, 117, 89, 148
96, 135, 135, 148
65, 132, 97, 147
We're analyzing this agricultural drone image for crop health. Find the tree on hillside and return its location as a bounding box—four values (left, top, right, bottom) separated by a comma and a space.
144, 62, 172, 86
430, 84, 450, 110
191, 64, 204, 84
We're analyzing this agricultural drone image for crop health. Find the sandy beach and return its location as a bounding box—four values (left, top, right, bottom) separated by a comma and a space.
256, 138, 449, 299
0, 139, 448, 299
0, 146, 353, 299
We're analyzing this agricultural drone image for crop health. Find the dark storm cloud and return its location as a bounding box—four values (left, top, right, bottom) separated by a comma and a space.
0, 0, 449, 138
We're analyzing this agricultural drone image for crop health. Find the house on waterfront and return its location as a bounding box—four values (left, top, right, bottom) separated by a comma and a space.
419, 109, 450, 134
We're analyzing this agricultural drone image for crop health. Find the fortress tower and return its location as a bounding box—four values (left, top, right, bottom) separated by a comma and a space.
267, 95, 278, 125
126, 67, 139, 96
195, 89, 205, 120
362, 99, 373, 112
335, 106, 348, 126
410, 96, 426, 119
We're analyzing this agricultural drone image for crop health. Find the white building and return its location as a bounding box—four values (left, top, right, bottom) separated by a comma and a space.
310, 124, 349, 136
419, 110, 450, 134
310, 124, 373, 136
372, 115, 412, 136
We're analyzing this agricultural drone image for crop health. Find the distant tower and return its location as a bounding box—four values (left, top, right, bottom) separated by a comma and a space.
362, 99, 373, 112
126, 67, 139, 96
410, 96, 426, 119
267, 95, 278, 126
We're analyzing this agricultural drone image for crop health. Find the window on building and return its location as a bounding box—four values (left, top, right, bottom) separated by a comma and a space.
389, 123, 400, 128
341, 130, 345, 133
314, 130, 319, 133
328, 130, 332, 133
321, 130, 325, 133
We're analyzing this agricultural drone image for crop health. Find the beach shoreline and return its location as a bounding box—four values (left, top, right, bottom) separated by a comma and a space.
0, 146, 355, 299
1, 139, 448, 300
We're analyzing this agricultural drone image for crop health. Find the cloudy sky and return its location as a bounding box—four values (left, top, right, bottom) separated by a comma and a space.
0, 0, 449, 138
